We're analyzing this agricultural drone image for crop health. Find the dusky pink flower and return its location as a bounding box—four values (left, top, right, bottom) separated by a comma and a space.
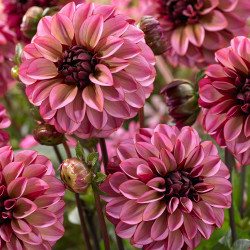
0, 13, 17, 97
0, 104, 11, 147
100, 124, 232, 249
153, 0, 250, 68
0, 146, 65, 249
199, 36, 250, 165
19, 2, 155, 139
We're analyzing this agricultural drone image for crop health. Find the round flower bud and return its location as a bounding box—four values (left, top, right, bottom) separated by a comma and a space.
161, 80, 200, 128
60, 158, 92, 193
21, 6, 43, 39
11, 65, 19, 81
33, 123, 64, 145
139, 16, 168, 55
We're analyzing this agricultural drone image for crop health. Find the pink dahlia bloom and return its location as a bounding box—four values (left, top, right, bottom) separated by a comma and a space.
0, 15, 17, 97
153, 0, 250, 67
100, 124, 232, 249
199, 36, 250, 165
0, 146, 65, 248
19, 2, 155, 139
0, 104, 11, 147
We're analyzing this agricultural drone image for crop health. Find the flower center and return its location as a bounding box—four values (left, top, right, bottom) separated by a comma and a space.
158, 0, 203, 27
165, 170, 201, 202
58, 45, 98, 90
0, 184, 15, 225
237, 78, 250, 114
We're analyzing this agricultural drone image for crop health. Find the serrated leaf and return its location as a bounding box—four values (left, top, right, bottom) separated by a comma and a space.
75, 141, 85, 160
87, 152, 99, 168
233, 239, 250, 250
219, 229, 232, 249
95, 172, 106, 183
91, 183, 107, 196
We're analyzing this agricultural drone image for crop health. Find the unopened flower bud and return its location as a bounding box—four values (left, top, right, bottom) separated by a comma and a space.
21, 7, 43, 39
139, 16, 169, 55
161, 80, 200, 128
33, 123, 64, 146
11, 66, 19, 81
60, 158, 92, 193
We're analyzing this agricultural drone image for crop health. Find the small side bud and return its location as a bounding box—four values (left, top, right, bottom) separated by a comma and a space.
21, 6, 43, 39
161, 80, 200, 128
11, 66, 19, 81
60, 158, 92, 193
139, 16, 169, 55
33, 123, 64, 146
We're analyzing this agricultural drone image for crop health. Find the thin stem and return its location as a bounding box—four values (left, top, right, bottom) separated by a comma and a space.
99, 138, 108, 174
84, 208, 101, 250
53, 145, 63, 163
99, 138, 124, 250
62, 140, 93, 249
63, 140, 72, 158
94, 193, 110, 250
75, 194, 92, 250
156, 55, 174, 85
239, 165, 246, 218
139, 107, 145, 128
225, 149, 237, 243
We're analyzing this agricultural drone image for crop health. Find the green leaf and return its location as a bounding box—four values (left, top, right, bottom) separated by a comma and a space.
219, 229, 232, 249
95, 172, 107, 183
232, 239, 250, 250
87, 152, 99, 168
91, 183, 107, 196
75, 141, 85, 160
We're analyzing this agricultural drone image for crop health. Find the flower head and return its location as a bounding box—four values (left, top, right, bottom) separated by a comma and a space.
161, 80, 200, 128
0, 146, 65, 248
101, 124, 232, 249
0, 104, 11, 147
0, 14, 17, 97
154, 0, 250, 67
19, 2, 155, 139
199, 36, 250, 165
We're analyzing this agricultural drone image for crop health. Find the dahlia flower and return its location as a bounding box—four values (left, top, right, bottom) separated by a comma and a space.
199, 36, 250, 165
0, 15, 17, 97
0, 105, 11, 147
161, 80, 200, 129
101, 124, 232, 249
0, 146, 65, 248
154, 0, 250, 67
19, 2, 155, 139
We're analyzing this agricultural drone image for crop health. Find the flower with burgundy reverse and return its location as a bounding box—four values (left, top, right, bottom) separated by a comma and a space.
0, 13, 17, 97
101, 124, 232, 249
0, 105, 11, 147
161, 80, 200, 129
0, 146, 65, 249
153, 0, 250, 67
199, 36, 250, 166
19, 2, 155, 139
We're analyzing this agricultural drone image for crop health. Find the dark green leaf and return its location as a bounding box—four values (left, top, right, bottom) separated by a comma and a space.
95, 172, 107, 183
75, 141, 85, 160
87, 152, 99, 168
91, 183, 107, 196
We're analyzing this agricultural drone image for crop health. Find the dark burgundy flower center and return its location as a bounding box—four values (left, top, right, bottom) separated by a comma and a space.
158, 0, 203, 26
58, 45, 98, 90
165, 170, 201, 202
237, 78, 250, 114
0, 179, 14, 225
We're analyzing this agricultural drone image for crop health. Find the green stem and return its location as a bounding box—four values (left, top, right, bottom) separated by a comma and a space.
225, 149, 237, 243
239, 165, 246, 218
